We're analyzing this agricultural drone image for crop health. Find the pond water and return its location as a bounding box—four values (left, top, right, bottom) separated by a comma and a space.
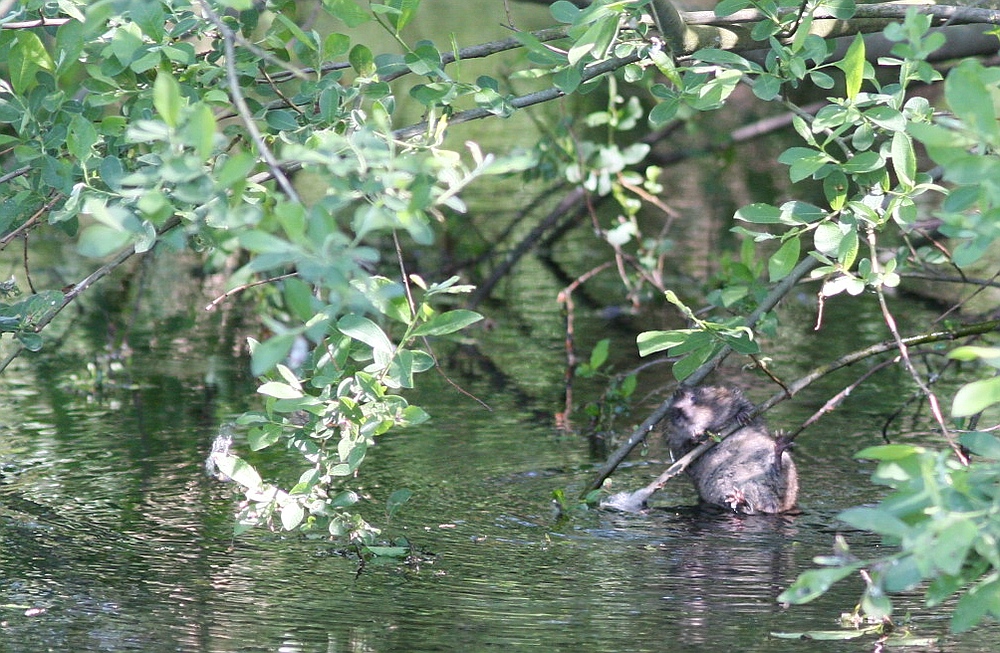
3, 3, 999, 650
1, 252, 999, 653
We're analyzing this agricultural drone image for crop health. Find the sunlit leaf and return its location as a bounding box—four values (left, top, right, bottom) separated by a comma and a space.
769, 237, 800, 282
212, 453, 263, 489
338, 314, 394, 355
838, 32, 865, 100
952, 376, 1000, 417
153, 72, 183, 128
280, 500, 305, 531
410, 309, 483, 337
637, 329, 691, 357
258, 381, 304, 399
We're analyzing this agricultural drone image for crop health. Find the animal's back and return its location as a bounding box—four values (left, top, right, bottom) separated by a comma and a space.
667, 385, 798, 514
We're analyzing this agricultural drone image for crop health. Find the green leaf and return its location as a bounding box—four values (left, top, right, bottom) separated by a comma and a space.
153, 72, 184, 128
410, 309, 483, 337
769, 237, 800, 282
67, 113, 99, 163
839, 32, 865, 100
251, 333, 297, 376
932, 519, 978, 576
16, 331, 44, 352
590, 338, 610, 369
959, 432, 1000, 460
387, 0, 421, 33
637, 329, 691, 357
890, 130, 916, 187
338, 314, 394, 355
185, 103, 217, 159
328, 0, 372, 27
77, 224, 131, 258
258, 381, 304, 399
864, 106, 906, 131
841, 151, 883, 174
8, 31, 55, 93
952, 376, 1000, 417
814, 221, 845, 256
952, 577, 1000, 633
946, 60, 1000, 146
349, 43, 376, 76
948, 346, 1000, 364
779, 147, 830, 183
779, 565, 862, 604
567, 15, 617, 66
714, 0, 752, 16
550, 0, 581, 23
672, 343, 715, 381
735, 203, 782, 224
838, 506, 910, 538
248, 424, 282, 451
855, 444, 924, 460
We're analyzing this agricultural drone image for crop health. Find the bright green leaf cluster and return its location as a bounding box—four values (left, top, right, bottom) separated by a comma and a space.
781, 439, 1000, 633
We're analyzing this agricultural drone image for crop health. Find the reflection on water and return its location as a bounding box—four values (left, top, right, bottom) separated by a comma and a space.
1, 255, 997, 653
3, 341, 1000, 653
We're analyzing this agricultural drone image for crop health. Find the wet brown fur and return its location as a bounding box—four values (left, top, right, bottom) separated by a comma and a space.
667, 385, 798, 514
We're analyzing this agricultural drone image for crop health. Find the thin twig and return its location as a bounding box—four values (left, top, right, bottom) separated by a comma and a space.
0, 194, 61, 250
556, 260, 615, 429
865, 224, 966, 462
198, 0, 301, 203
393, 232, 491, 411
204, 272, 298, 311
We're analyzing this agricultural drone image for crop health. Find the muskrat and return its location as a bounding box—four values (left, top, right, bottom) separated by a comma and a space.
667, 385, 798, 514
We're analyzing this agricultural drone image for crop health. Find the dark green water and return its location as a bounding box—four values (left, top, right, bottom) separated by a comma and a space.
2, 254, 999, 652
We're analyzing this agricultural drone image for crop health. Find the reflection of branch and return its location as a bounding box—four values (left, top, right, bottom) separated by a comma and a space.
0, 217, 183, 375
556, 260, 615, 429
